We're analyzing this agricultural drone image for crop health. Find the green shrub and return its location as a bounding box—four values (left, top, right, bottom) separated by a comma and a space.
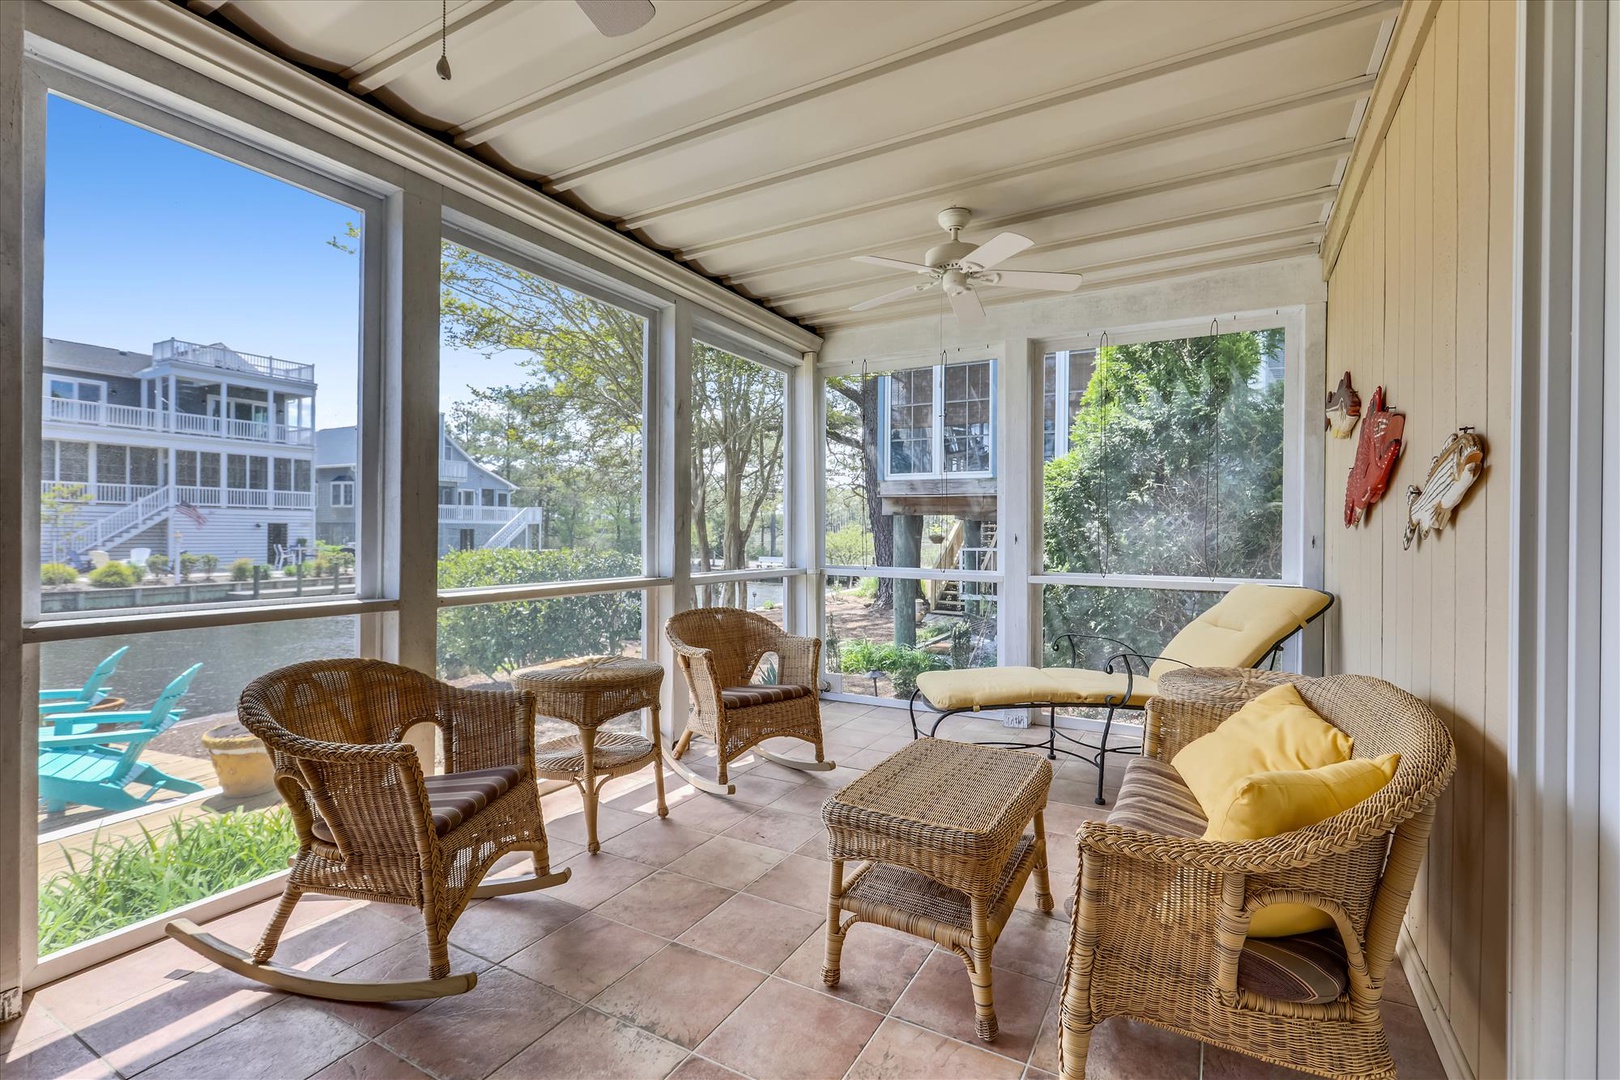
179, 553, 202, 582
37, 809, 297, 954
198, 553, 219, 579
852, 577, 879, 600
836, 639, 948, 698
145, 554, 169, 580
436, 548, 643, 679
88, 562, 140, 588
40, 563, 79, 586
230, 558, 255, 582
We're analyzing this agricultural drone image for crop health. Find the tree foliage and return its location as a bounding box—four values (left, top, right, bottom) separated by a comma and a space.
1042, 329, 1285, 667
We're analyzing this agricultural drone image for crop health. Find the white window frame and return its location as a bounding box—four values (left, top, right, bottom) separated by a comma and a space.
877, 359, 997, 481
46, 376, 104, 402
1042, 348, 1097, 462
330, 479, 354, 507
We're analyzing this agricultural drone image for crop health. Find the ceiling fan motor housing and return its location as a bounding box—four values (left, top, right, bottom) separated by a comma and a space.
925, 240, 977, 269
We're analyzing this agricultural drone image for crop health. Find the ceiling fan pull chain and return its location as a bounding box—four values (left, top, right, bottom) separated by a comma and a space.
435, 0, 452, 81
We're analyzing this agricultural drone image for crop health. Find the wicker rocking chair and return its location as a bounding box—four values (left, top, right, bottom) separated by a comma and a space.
1058, 669, 1455, 1080
664, 607, 835, 796
168, 659, 569, 1002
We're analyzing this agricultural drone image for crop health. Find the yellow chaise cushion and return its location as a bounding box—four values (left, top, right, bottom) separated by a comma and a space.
915, 666, 1155, 711
1150, 584, 1334, 681
1206, 754, 1400, 936
1170, 683, 1353, 815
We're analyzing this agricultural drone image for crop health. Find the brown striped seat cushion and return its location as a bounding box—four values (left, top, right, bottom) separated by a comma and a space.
309, 765, 522, 843
1105, 757, 1208, 838
721, 684, 811, 709
1237, 930, 1350, 1004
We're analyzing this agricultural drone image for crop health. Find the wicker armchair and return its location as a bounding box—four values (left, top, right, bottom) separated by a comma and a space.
1058, 669, 1455, 1080
664, 607, 834, 795
168, 659, 568, 1001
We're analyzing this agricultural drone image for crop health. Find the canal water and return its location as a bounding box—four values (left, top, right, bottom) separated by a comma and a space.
40, 616, 360, 720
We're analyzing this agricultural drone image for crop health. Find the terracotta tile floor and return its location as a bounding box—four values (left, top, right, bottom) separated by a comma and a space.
7, 703, 1448, 1080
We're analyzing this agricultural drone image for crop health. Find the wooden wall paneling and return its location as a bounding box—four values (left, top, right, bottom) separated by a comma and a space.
1450, 0, 1490, 1062
1322, 3, 1516, 1071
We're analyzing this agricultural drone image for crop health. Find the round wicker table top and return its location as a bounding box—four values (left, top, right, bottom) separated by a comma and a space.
1153, 666, 1304, 705
510, 655, 663, 730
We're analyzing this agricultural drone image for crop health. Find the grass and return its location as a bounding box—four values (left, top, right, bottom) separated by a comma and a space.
38, 807, 297, 954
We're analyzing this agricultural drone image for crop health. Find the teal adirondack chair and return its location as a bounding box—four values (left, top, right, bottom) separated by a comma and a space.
37, 646, 129, 718
39, 664, 205, 814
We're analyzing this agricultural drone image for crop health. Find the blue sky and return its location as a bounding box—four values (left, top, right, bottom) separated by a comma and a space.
43, 94, 524, 430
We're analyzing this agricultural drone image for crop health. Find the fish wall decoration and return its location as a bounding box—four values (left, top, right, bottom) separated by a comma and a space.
1404, 428, 1486, 549
1326, 372, 1361, 438
1345, 386, 1404, 527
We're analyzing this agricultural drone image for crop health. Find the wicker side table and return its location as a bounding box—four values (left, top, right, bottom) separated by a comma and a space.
512, 656, 667, 853
822, 738, 1053, 1042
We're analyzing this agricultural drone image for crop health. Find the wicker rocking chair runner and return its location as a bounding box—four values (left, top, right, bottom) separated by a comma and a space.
167, 659, 570, 1002
1058, 668, 1456, 1080
823, 738, 1053, 1043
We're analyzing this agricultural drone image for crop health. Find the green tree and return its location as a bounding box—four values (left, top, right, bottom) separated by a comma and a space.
1042, 330, 1284, 666
40, 483, 89, 563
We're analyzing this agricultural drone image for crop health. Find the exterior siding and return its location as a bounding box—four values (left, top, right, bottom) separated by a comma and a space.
1321, 3, 1513, 1074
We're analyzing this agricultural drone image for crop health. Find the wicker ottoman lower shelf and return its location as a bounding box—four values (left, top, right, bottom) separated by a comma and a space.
821, 738, 1054, 1042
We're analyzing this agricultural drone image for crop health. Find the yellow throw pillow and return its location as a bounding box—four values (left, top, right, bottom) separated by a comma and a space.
1204, 754, 1401, 842
1209, 754, 1400, 937
1170, 683, 1354, 814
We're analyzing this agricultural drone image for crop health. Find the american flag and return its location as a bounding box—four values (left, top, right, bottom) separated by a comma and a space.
177, 500, 208, 527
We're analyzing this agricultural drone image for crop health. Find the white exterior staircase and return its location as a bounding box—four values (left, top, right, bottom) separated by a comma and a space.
62, 485, 173, 557
482, 506, 544, 550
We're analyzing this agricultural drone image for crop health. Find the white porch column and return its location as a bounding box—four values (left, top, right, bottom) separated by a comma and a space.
996, 336, 1039, 684
1507, 3, 1617, 1077
651, 301, 693, 745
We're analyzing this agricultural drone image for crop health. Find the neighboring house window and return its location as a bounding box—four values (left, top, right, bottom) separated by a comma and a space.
330, 481, 354, 507
439, 486, 455, 506
128, 447, 161, 487
294, 460, 311, 491
55, 441, 90, 483
1042, 350, 1096, 462
273, 458, 291, 491
496, 492, 509, 507
880, 360, 995, 479
458, 490, 475, 506
458, 528, 475, 550
482, 488, 496, 507
47, 377, 105, 402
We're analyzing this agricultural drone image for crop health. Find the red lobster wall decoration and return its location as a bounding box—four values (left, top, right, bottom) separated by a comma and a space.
1344, 385, 1405, 527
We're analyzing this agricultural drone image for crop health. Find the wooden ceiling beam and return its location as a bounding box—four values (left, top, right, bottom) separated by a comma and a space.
650, 72, 1373, 251
806, 244, 1320, 332
343, 1, 514, 94
580, 0, 1397, 219
707, 140, 1346, 282
540, 0, 1082, 185
450, 0, 784, 147
763, 197, 1333, 307
790, 228, 1323, 319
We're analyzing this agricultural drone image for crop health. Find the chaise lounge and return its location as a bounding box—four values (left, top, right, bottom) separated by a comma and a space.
910, 584, 1334, 802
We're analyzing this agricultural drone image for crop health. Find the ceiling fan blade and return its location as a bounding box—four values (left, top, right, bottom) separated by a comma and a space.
577, 0, 656, 37
849, 282, 933, 312
947, 286, 985, 324
978, 269, 1084, 292
852, 254, 934, 273
958, 231, 1033, 271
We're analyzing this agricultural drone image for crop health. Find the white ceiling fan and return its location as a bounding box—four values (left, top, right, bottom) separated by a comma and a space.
848, 207, 1082, 323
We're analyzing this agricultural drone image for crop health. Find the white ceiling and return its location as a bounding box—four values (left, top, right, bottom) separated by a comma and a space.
196, 0, 1398, 335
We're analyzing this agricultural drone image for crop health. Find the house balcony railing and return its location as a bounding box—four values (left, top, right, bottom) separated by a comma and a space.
42, 481, 314, 510
44, 397, 314, 446
151, 338, 315, 383
39, 481, 162, 504
438, 504, 517, 523
439, 458, 469, 482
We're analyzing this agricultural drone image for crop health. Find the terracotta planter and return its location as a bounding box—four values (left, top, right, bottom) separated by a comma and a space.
201, 722, 276, 798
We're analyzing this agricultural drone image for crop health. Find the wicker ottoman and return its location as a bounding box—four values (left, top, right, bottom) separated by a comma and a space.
512, 656, 667, 854
821, 738, 1054, 1041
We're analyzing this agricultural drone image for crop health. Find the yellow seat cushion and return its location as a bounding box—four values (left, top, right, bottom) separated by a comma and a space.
1149, 584, 1334, 681
1170, 683, 1353, 815
915, 666, 1154, 711
1210, 754, 1400, 936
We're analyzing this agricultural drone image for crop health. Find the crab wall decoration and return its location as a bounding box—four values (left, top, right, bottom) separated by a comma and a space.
1344, 386, 1404, 527
1404, 428, 1486, 549
1326, 371, 1361, 438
